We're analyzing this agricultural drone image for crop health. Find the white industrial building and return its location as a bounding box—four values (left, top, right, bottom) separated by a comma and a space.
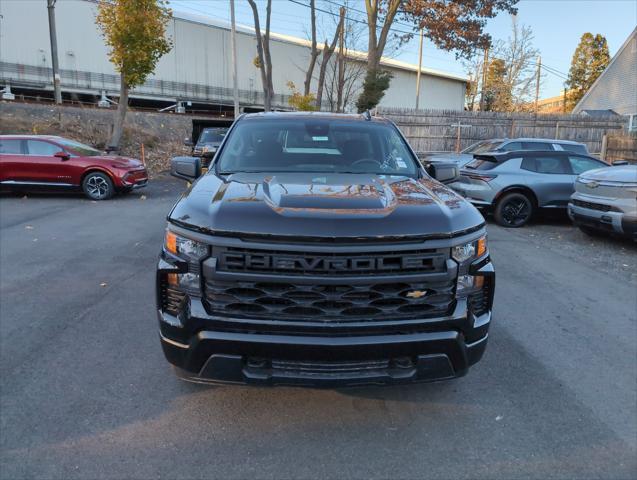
0, 0, 467, 113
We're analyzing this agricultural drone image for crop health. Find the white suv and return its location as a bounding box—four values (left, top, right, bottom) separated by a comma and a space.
569, 165, 637, 239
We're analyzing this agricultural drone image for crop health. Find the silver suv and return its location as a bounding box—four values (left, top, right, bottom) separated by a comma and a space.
450, 151, 608, 227
424, 138, 589, 168
569, 165, 637, 239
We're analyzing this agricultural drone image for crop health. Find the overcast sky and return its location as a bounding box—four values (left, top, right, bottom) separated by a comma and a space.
172, 0, 637, 99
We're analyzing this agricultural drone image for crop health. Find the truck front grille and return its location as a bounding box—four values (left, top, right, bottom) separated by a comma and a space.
204, 279, 455, 321
212, 246, 447, 277
571, 199, 613, 212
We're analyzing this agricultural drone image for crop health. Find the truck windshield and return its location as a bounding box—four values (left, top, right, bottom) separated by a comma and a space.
198, 128, 227, 144
217, 119, 418, 176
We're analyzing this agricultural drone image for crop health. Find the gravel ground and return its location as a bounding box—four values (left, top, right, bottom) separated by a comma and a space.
488, 212, 637, 284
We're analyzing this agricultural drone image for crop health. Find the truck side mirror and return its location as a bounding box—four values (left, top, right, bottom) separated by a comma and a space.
171, 156, 202, 181
184, 138, 193, 147
426, 162, 459, 184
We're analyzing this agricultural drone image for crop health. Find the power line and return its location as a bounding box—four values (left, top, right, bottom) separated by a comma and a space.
288, 0, 416, 37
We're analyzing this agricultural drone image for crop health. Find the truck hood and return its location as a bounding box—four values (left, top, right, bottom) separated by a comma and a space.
169, 172, 484, 239
579, 165, 637, 183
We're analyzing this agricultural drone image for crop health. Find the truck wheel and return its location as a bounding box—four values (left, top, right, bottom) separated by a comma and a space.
82, 172, 114, 200
494, 192, 533, 227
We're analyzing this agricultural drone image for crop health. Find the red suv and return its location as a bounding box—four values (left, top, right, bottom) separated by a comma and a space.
0, 135, 148, 200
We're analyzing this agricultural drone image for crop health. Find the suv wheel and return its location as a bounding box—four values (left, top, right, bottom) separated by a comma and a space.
494, 192, 533, 227
82, 172, 114, 200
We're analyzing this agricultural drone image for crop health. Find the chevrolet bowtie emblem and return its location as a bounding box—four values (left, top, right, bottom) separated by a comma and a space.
406, 290, 428, 299
586, 181, 599, 188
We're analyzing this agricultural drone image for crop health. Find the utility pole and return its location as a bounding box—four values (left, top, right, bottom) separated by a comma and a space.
47, 0, 62, 104
562, 84, 567, 113
415, 28, 423, 110
479, 47, 489, 111
229, 0, 239, 118
534, 55, 542, 112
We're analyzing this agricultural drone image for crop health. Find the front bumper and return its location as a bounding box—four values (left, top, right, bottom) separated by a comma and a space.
157, 286, 493, 387
159, 323, 488, 387
121, 169, 148, 189
156, 231, 494, 387
568, 202, 637, 238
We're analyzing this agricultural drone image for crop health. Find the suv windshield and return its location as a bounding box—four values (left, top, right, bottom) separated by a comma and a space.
57, 139, 102, 156
217, 119, 419, 176
198, 128, 227, 144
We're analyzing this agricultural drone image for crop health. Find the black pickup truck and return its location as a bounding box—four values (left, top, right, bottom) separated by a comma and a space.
157, 112, 494, 387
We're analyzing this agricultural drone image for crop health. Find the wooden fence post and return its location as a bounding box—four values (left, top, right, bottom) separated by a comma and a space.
555, 122, 560, 139
600, 134, 608, 162
509, 119, 515, 138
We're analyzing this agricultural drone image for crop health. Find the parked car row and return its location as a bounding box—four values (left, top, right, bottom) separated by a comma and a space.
424, 137, 590, 168
0, 135, 148, 200
442, 147, 635, 239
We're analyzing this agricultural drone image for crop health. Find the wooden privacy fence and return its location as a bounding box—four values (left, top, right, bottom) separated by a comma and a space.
602, 133, 637, 164
380, 107, 629, 157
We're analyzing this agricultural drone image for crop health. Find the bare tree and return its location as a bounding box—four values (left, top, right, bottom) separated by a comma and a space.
247, 0, 274, 111
463, 18, 540, 112
323, 15, 367, 112
315, 7, 344, 109
303, 0, 320, 96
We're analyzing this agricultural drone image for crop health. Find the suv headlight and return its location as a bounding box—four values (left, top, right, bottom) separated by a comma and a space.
164, 230, 208, 294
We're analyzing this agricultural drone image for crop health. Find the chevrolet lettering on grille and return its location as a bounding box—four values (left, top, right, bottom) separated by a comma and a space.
219, 252, 433, 273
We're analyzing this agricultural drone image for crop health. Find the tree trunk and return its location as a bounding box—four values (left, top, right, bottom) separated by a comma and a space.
303, 0, 319, 96
109, 73, 128, 151
364, 0, 400, 72
263, 0, 274, 110
315, 7, 344, 109
247, 0, 272, 111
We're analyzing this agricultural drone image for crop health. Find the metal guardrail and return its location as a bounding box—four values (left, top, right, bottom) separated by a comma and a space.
1, 61, 329, 110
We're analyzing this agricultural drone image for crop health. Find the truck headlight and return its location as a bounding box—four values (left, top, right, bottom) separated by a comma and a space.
164, 230, 208, 295
452, 236, 487, 263
452, 236, 488, 296
165, 230, 208, 261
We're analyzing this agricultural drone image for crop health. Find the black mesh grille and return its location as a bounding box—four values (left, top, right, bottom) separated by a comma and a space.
205, 279, 455, 321
572, 199, 612, 212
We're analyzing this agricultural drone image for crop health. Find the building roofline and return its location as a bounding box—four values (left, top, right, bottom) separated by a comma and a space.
171, 9, 467, 83
573, 27, 637, 113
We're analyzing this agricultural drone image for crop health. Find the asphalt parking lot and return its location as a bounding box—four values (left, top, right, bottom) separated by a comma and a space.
1, 177, 636, 480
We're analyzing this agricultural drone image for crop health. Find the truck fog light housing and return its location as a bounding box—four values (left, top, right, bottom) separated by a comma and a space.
457, 274, 475, 295
177, 272, 200, 292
